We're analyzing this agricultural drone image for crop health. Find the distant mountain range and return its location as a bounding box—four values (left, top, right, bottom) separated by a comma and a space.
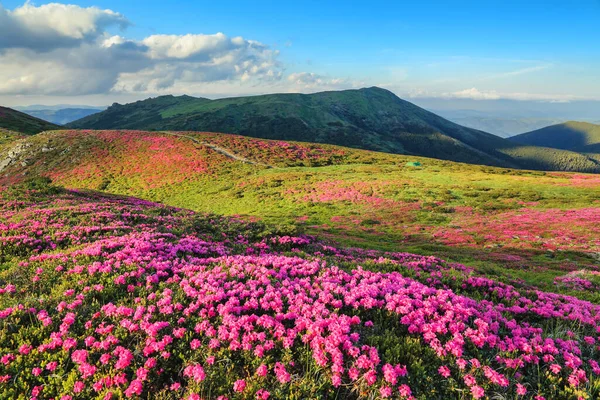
433, 112, 568, 138
511, 121, 600, 153
413, 97, 600, 134
0, 106, 60, 135
18, 107, 106, 125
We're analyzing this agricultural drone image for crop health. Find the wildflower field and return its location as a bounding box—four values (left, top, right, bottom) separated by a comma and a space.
2, 130, 600, 398
1, 184, 600, 399
2, 130, 599, 292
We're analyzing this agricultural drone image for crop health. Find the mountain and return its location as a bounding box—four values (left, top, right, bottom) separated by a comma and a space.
432, 109, 569, 138
68, 87, 526, 168
511, 121, 600, 153
0, 106, 60, 135
20, 107, 106, 125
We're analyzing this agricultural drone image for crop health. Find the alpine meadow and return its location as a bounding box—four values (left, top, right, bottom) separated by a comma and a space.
1, 1, 600, 400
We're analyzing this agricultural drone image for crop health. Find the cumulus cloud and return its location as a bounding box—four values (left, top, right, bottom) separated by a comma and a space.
112, 34, 282, 93
0, 2, 292, 97
0, 2, 128, 51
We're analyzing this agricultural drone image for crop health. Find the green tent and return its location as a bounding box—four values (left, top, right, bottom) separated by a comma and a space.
405, 161, 422, 167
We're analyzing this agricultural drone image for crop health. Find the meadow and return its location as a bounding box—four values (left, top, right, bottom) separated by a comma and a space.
2, 130, 600, 398
1, 184, 600, 399
2, 130, 599, 297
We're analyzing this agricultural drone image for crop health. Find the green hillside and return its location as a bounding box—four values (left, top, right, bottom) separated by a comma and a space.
0, 106, 60, 135
511, 121, 600, 152
2, 129, 600, 294
68, 87, 525, 168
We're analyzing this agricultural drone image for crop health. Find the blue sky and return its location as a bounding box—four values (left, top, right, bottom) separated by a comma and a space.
0, 0, 599, 106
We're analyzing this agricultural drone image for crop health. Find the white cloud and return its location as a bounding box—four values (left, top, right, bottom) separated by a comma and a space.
0, 2, 128, 50
447, 88, 502, 100
0, 2, 292, 97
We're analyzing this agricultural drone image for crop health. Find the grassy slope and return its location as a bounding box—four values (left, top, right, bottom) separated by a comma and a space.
511, 121, 600, 152
0, 106, 60, 135
2, 129, 600, 295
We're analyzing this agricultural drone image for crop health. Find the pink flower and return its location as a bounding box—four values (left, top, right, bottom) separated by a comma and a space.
124, 379, 143, 397
274, 362, 290, 384
46, 362, 58, 372
471, 385, 485, 399
183, 364, 206, 383
516, 384, 527, 395
438, 365, 451, 378
256, 364, 268, 377
380, 386, 392, 398
464, 374, 476, 387
73, 381, 85, 393
255, 389, 270, 399
398, 384, 412, 397
233, 379, 246, 393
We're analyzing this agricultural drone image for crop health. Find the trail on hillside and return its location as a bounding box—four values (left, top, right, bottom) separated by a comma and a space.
161, 131, 274, 168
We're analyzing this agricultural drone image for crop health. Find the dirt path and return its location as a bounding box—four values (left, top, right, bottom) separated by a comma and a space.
160, 131, 273, 168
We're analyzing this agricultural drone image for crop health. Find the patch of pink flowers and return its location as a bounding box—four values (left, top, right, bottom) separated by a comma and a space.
0, 190, 599, 399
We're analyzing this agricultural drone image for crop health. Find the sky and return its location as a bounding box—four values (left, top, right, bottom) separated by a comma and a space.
0, 0, 599, 108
